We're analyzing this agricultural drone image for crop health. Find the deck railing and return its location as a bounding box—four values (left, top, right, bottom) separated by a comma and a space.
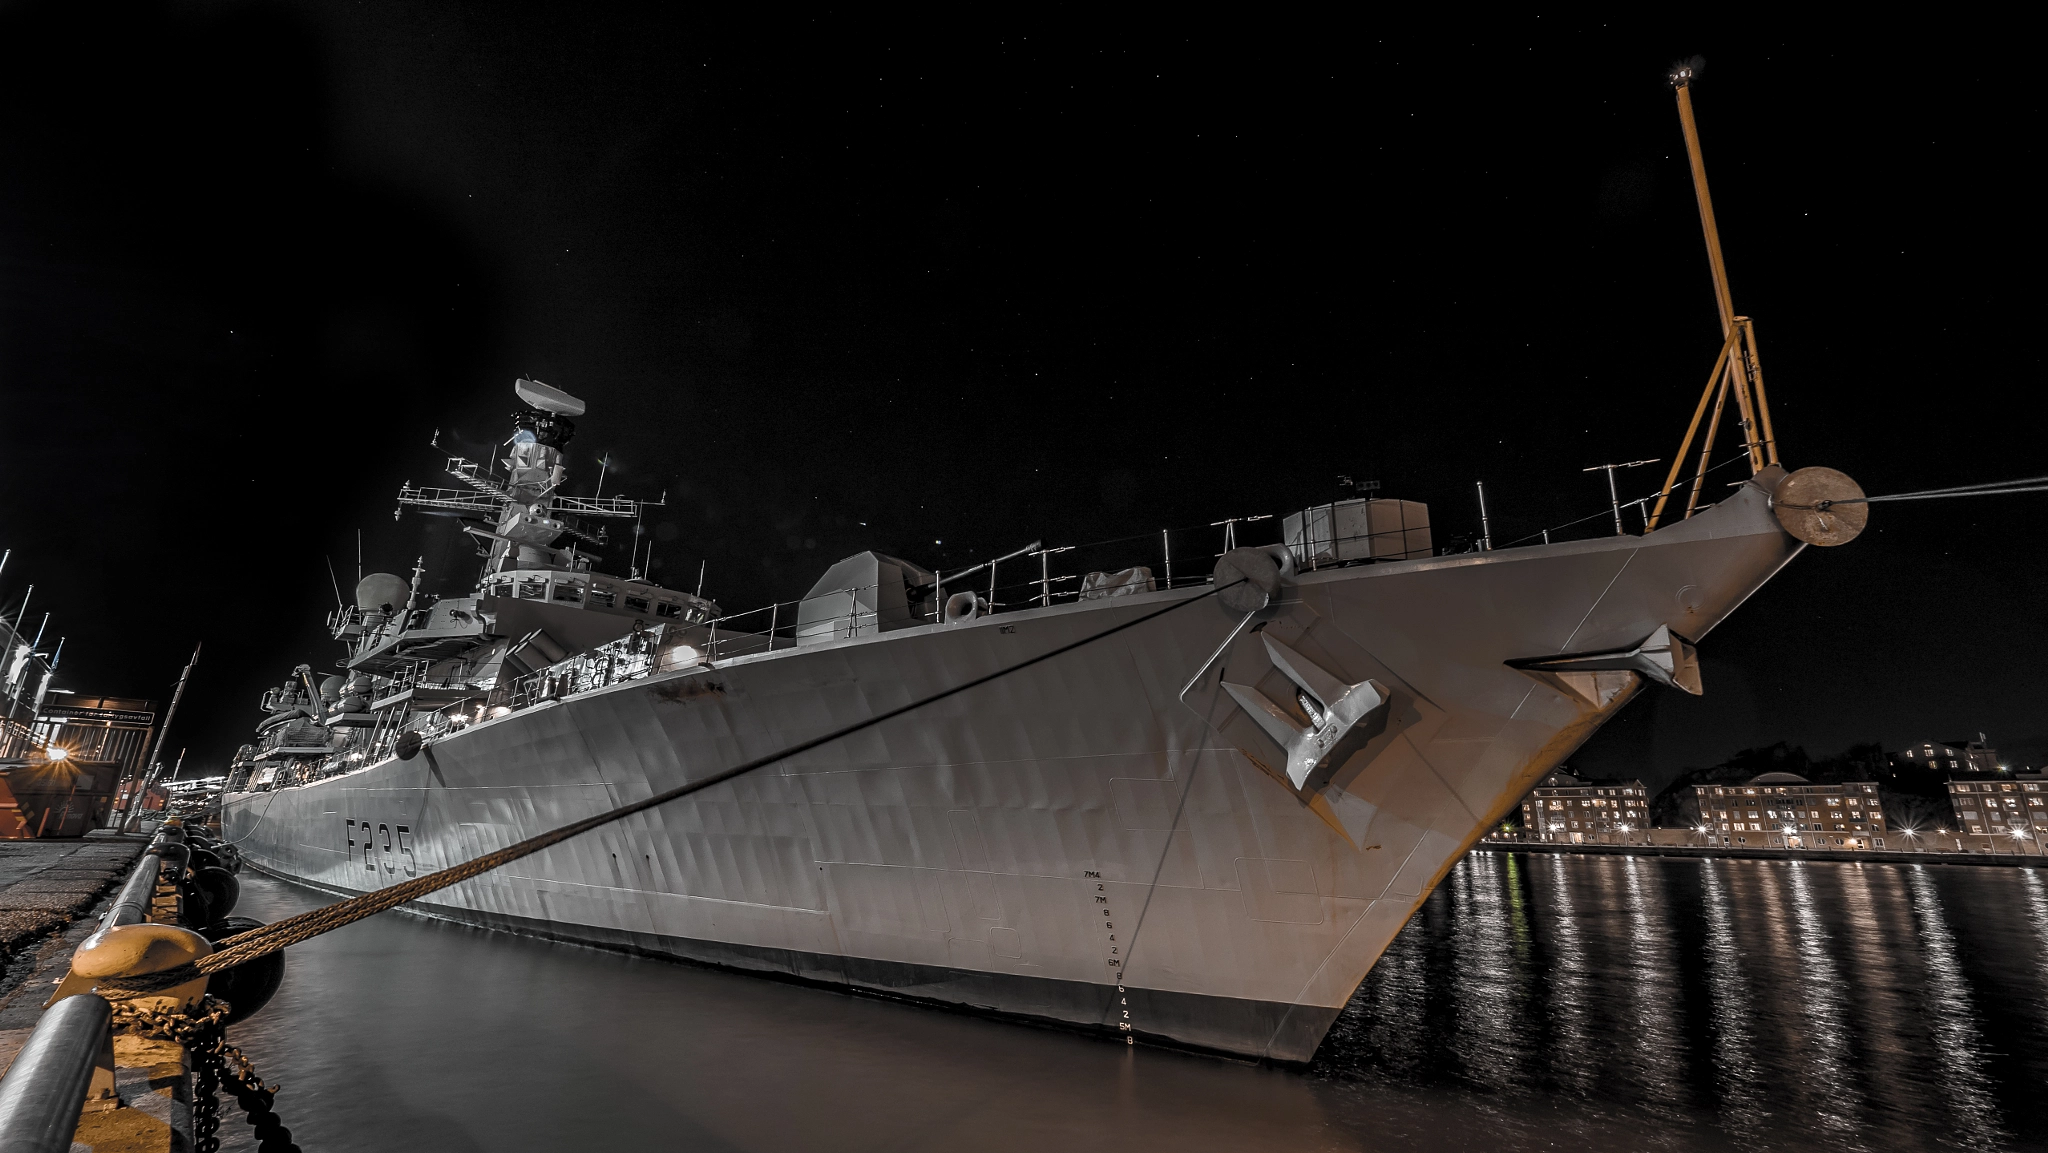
227, 474, 1749, 793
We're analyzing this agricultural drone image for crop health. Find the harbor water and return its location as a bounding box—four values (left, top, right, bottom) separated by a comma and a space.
216, 852, 2048, 1152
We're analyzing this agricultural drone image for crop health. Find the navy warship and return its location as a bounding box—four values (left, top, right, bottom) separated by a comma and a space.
220, 71, 1862, 1062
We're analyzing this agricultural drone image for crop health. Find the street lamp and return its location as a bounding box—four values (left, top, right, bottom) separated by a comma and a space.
44, 745, 68, 762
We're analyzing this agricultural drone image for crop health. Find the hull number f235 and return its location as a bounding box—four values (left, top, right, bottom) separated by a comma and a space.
345, 818, 416, 879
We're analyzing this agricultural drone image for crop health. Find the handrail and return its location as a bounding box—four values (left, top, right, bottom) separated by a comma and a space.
918, 540, 1044, 589
89, 852, 161, 944
0, 994, 113, 1153
235, 476, 1741, 795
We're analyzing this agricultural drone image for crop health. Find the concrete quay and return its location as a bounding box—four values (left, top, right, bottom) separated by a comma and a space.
0, 836, 193, 1153
0, 838, 148, 969
1474, 839, 2046, 867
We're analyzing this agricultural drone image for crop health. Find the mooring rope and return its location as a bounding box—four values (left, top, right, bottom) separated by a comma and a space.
98, 580, 1237, 999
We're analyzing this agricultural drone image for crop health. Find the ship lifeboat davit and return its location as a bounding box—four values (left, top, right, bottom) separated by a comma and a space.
1771, 467, 1868, 547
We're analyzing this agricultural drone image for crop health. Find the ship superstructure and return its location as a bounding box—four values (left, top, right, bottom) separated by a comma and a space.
239, 379, 714, 788
222, 73, 1862, 1062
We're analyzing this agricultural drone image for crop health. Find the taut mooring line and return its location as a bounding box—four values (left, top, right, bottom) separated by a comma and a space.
103, 580, 1243, 997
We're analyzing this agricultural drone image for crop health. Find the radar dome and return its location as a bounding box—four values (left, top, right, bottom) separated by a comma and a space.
515, 377, 586, 416
356, 572, 411, 613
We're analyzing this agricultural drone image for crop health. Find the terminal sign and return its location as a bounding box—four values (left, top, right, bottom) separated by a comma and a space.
39, 706, 156, 725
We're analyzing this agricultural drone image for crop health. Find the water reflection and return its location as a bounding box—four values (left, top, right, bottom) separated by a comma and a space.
1696, 861, 1766, 1144
1784, 863, 1860, 1137
1541, 854, 1594, 1095
2020, 869, 2048, 955
1837, 865, 1922, 1136
1904, 867, 2011, 1151
1617, 856, 1684, 1124
1321, 854, 2047, 1153
218, 854, 2048, 1152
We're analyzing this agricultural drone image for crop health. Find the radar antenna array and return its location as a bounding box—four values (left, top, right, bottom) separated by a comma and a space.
391, 383, 666, 570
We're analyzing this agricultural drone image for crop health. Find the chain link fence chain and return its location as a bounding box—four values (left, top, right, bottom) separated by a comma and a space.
110, 996, 300, 1153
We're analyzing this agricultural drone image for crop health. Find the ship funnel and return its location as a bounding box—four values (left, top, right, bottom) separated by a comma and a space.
516, 377, 586, 416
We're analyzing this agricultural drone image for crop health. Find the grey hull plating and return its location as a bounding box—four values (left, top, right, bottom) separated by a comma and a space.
224, 474, 1799, 1061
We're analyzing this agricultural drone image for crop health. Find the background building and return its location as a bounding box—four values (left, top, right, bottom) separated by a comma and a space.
0, 694, 153, 838
32, 696, 156, 781
1679, 772, 1889, 849
1943, 773, 2048, 854
1896, 735, 2001, 774
1519, 770, 1651, 844
0, 694, 151, 838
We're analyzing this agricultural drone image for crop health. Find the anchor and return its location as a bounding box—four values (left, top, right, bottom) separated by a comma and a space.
1221, 633, 1390, 792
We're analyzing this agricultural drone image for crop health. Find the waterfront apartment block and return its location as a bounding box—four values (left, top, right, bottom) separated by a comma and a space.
1679, 772, 1888, 849
1896, 735, 2002, 774
1944, 774, 2048, 851
1519, 770, 1651, 844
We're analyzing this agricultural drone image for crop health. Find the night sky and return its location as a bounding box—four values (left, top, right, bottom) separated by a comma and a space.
1, 11, 2039, 786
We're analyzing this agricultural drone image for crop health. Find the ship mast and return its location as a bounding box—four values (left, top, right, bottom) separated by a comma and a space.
1645, 61, 1780, 531
393, 379, 664, 586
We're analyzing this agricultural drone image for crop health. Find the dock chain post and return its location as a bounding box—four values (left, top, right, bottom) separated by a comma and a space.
50, 816, 298, 1153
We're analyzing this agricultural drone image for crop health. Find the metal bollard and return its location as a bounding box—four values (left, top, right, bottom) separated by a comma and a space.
43, 834, 172, 1008
0, 829, 204, 1152
65, 924, 213, 1013
0, 994, 113, 1153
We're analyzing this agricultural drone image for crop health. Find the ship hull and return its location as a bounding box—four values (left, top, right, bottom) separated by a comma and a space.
224, 475, 1799, 1061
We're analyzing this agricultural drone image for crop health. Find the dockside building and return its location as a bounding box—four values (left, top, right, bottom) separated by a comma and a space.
1519, 770, 1651, 844
1943, 773, 2048, 852
1897, 735, 2002, 774
0, 694, 153, 837
1680, 772, 1889, 849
